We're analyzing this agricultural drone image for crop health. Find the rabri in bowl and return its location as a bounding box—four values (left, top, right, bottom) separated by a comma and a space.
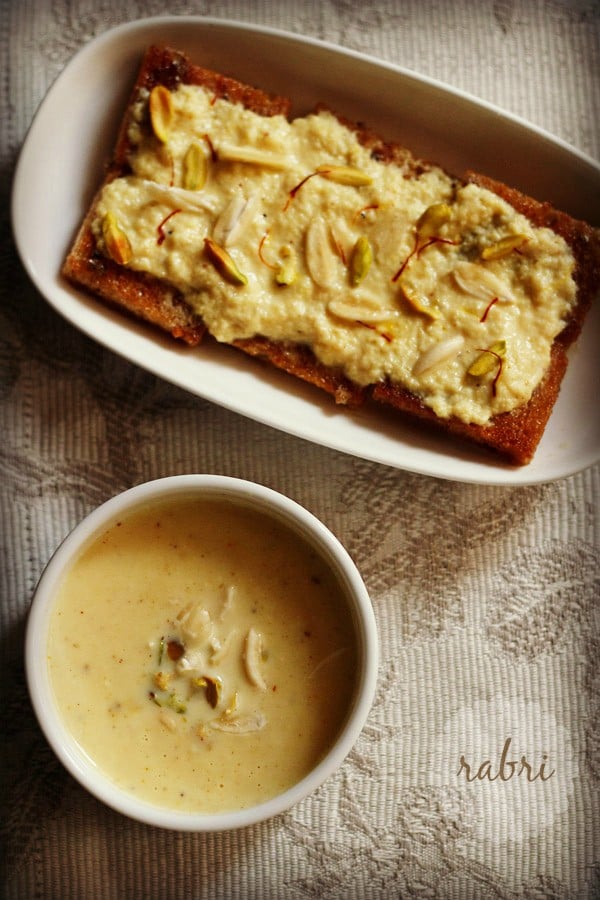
26, 475, 378, 830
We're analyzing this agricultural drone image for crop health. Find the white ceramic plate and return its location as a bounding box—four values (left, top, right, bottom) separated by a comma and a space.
12, 16, 600, 485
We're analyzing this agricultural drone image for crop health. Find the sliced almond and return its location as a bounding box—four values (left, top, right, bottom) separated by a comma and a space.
149, 85, 174, 144
217, 143, 290, 169
305, 217, 336, 287
158, 709, 179, 732
328, 299, 397, 324
212, 193, 259, 247
453, 261, 515, 303
209, 630, 237, 664
244, 627, 267, 690
413, 335, 465, 376
212, 195, 247, 246
137, 178, 217, 214
316, 164, 372, 186
178, 605, 212, 644
210, 712, 266, 733
176, 646, 205, 675
219, 585, 235, 621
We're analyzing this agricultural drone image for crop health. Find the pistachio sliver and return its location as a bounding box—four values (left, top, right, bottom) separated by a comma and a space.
182, 142, 208, 191
149, 85, 174, 143
399, 278, 440, 320
481, 234, 528, 260
416, 202, 452, 241
192, 675, 222, 709
468, 340, 507, 376
204, 237, 248, 285
316, 164, 372, 186
149, 691, 187, 714
102, 212, 132, 265
349, 235, 373, 286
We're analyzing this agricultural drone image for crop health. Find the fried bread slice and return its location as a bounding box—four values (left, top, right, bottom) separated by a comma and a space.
62, 45, 599, 464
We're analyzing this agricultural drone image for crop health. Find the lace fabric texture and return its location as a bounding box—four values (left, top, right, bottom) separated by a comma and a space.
2, 1, 599, 897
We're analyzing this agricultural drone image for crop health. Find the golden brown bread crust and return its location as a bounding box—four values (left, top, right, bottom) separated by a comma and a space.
62, 45, 599, 465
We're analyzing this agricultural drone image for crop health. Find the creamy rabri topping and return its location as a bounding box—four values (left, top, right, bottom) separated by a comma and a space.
93, 82, 577, 425
47, 498, 357, 813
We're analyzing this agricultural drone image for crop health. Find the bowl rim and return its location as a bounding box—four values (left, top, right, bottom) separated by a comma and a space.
25, 474, 379, 831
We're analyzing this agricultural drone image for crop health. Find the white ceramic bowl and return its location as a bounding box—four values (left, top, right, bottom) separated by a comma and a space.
25, 474, 378, 831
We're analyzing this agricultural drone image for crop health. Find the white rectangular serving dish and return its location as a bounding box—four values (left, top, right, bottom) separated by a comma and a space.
12, 16, 600, 484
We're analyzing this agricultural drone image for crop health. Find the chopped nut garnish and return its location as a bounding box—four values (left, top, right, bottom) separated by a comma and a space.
399, 278, 440, 320
154, 670, 171, 691
416, 202, 452, 241
204, 237, 248, 285
275, 246, 297, 286
213, 193, 258, 247
159, 708, 179, 732
453, 261, 516, 303
150, 690, 187, 714
392, 203, 456, 283
305, 217, 336, 287
244, 628, 267, 690
413, 335, 465, 376
224, 692, 239, 717
148, 588, 271, 741
210, 712, 267, 733
316, 164, 373, 186
349, 236, 373, 286
149, 85, 174, 143
481, 234, 528, 260
217, 143, 290, 169
468, 340, 507, 376
209, 630, 236, 664
136, 178, 216, 214
178, 605, 212, 644
182, 142, 208, 191
328, 299, 398, 324
167, 639, 185, 661
101, 212, 132, 265
193, 675, 222, 709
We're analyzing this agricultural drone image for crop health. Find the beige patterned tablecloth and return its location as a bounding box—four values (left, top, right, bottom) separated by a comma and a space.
2, 1, 599, 897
